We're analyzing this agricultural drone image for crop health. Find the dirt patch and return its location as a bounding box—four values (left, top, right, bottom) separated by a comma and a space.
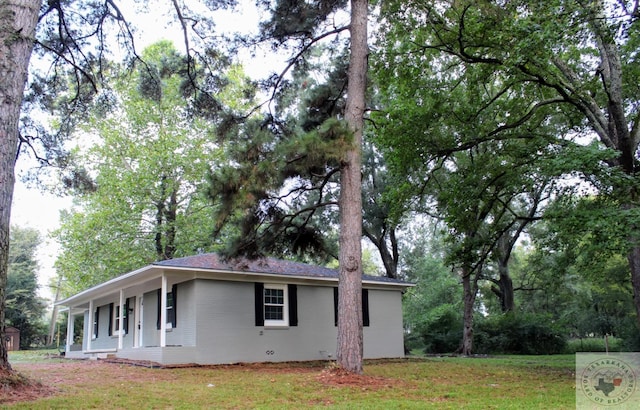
316, 366, 396, 389
0, 368, 57, 405
3, 358, 399, 405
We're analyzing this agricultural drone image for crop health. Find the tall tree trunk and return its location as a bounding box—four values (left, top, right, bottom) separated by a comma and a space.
164, 188, 178, 260
585, 1, 640, 328
48, 274, 63, 345
460, 265, 478, 356
627, 226, 640, 328
336, 0, 367, 374
364, 227, 398, 279
491, 258, 515, 313
0, 0, 40, 371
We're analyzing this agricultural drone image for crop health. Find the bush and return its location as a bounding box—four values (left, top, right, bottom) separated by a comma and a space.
419, 304, 463, 354
564, 336, 623, 353
474, 312, 567, 355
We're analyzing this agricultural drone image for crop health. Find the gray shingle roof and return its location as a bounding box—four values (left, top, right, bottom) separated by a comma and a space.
153, 253, 410, 285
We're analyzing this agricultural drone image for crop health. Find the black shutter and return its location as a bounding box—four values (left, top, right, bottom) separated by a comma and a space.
255, 283, 264, 326
288, 284, 298, 326
333, 287, 338, 326
156, 289, 161, 330
171, 284, 178, 328
108, 303, 114, 336
362, 289, 370, 327
94, 306, 100, 338
123, 298, 130, 334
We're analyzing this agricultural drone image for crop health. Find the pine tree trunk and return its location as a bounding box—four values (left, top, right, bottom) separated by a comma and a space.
336, 0, 367, 374
0, 0, 41, 371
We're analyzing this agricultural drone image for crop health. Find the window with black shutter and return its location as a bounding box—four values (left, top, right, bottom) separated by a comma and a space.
157, 285, 177, 330
255, 283, 297, 327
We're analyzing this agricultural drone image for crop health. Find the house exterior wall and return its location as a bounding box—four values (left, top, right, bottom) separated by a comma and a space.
175, 279, 405, 365
191, 280, 339, 365
141, 280, 197, 348
364, 289, 405, 358
66, 274, 407, 365
167, 280, 196, 347
83, 298, 141, 351
142, 289, 159, 347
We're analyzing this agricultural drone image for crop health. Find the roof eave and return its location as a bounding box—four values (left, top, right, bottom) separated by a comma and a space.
56, 264, 414, 308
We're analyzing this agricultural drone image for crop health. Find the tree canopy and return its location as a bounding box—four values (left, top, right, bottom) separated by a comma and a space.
6, 226, 46, 349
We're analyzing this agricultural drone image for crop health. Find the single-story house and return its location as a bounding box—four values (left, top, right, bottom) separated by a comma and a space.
56, 253, 413, 365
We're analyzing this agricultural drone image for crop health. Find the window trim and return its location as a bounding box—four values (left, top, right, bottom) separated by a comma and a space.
254, 283, 297, 327
156, 285, 177, 330
110, 303, 123, 337
92, 306, 99, 339
263, 283, 288, 327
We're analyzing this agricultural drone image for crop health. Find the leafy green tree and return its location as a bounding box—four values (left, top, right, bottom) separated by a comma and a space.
53, 41, 249, 294
522, 208, 639, 345
375, 0, 640, 328
0, 0, 235, 376
0, 0, 42, 371
362, 143, 401, 279
211, 0, 370, 373
6, 226, 46, 349
401, 223, 463, 353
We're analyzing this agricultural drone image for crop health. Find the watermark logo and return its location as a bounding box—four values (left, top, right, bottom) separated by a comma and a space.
577, 353, 639, 408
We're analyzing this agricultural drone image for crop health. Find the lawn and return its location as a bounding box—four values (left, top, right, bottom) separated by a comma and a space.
3, 351, 576, 409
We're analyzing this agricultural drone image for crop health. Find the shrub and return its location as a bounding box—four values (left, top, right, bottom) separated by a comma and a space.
418, 304, 462, 354
564, 336, 623, 353
474, 312, 567, 355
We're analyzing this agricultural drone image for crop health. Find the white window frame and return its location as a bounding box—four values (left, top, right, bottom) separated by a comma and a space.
112, 304, 123, 337
263, 283, 288, 327
92, 306, 99, 340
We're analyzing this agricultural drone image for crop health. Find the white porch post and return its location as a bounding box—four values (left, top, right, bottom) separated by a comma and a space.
87, 300, 94, 351
66, 309, 74, 350
118, 289, 124, 350
160, 274, 167, 347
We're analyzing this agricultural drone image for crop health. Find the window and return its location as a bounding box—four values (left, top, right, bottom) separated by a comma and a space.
109, 303, 122, 336
92, 306, 99, 339
157, 285, 177, 330
254, 283, 297, 327
264, 284, 287, 326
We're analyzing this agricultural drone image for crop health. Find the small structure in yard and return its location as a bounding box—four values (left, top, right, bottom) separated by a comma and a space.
56, 253, 413, 365
5, 326, 20, 351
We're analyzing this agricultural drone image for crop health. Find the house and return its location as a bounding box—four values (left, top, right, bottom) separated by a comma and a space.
5, 326, 20, 351
56, 253, 413, 365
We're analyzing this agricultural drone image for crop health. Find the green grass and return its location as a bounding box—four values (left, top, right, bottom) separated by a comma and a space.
5, 350, 64, 364
4, 353, 576, 409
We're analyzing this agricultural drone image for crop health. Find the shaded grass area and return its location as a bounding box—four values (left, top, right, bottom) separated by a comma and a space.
4, 353, 576, 409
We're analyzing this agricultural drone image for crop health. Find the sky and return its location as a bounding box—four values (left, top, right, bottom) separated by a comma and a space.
11, 1, 270, 303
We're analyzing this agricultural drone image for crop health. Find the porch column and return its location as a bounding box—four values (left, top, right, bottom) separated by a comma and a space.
118, 289, 124, 350
160, 274, 167, 347
66, 309, 74, 350
87, 300, 94, 351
